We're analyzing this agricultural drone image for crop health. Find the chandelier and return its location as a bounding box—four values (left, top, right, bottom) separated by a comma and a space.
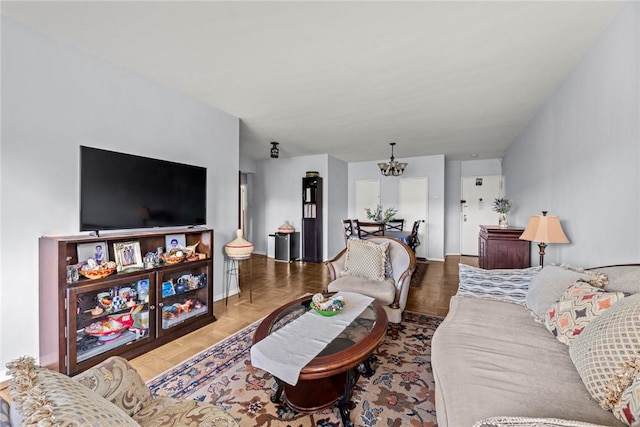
378, 142, 407, 176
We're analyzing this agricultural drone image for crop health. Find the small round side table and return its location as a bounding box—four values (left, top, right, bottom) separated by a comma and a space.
224, 254, 253, 305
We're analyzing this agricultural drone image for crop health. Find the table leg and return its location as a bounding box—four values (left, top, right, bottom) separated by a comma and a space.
338, 369, 356, 427
270, 378, 285, 403
338, 356, 377, 426
358, 356, 376, 378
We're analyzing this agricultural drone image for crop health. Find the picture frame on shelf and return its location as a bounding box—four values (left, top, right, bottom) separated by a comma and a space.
165, 233, 186, 252
77, 241, 108, 264
162, 280, 175, 297
136, 279, 150, 303
113, 241, 143, 270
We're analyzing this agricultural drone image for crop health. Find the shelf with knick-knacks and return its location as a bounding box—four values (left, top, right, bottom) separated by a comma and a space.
39, 227, 215, 375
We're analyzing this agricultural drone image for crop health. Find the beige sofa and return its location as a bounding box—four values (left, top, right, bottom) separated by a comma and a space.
432, 264, 640, 427
1, 355, 238, 427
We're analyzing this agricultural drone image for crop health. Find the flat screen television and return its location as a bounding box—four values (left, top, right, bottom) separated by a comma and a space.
80, 146, 207, 231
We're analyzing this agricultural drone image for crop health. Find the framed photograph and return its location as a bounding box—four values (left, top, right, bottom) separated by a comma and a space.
77, 241, 108, 264
162, 280, 175, 297
136, 279, 150, 303
113, 241, 143, 270
165, 233, 186, 252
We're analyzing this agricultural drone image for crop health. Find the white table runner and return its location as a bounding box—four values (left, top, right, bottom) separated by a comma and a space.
250, 291, 374, 386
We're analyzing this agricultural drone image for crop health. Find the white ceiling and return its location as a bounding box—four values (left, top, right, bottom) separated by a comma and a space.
2, 1, 624, 162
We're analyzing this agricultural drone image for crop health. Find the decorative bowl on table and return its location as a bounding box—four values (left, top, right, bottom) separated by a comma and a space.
310, 301, 345, 316
310, 293, 346, 316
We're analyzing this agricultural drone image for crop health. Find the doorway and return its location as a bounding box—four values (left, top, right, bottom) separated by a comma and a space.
460, 175, 502, 256
239, 172, 250, 241
399, 177, 428, 259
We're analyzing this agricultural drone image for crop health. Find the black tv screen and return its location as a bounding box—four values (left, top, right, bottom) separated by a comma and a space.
80, 146, 207, 231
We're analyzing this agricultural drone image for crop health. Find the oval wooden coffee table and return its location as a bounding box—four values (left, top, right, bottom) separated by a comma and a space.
252, 294, 388, 427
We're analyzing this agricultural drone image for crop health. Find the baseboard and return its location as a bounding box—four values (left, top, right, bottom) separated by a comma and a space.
427, 257, 445, 262
445, 252, 461, 256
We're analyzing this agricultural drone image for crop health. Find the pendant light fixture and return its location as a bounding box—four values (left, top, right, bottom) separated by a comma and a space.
270, 142, 279, 158
378, 142, 407, 176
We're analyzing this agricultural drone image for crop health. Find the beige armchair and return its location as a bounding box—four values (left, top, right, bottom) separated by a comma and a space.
325, 237, 416, 339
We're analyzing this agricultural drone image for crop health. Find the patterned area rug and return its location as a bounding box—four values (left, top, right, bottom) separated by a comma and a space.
147, 311, 442, 427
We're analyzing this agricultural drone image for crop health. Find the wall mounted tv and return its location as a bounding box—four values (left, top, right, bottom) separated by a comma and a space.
80, 146, 207, 231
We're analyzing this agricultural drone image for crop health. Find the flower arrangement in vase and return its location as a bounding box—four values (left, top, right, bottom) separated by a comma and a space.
364, 205, 397, 223
492, 198, 512, 228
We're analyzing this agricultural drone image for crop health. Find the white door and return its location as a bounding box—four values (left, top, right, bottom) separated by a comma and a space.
355, 179, 380, 220
399, 177, 428, 259
460, 175, 503, 256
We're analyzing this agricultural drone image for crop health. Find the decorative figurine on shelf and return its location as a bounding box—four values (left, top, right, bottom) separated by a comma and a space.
492, 198, 513, 228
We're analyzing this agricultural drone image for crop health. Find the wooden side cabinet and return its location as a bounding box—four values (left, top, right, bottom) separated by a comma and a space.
39, 228, 215, 375
478, 225, 530, 269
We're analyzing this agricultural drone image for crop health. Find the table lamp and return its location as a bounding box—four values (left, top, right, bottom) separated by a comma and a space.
519, 211, 569, 266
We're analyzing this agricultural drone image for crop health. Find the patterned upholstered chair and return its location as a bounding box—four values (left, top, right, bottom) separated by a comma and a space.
325, 237, 416, 339
4, 356, 238, 427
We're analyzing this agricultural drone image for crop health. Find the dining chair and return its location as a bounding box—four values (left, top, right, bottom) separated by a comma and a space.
341, 219, 354, 245
351, 219, 362, 239
386, 219, 405, 231
407, 220, 424, 252
357, 221, 385, 238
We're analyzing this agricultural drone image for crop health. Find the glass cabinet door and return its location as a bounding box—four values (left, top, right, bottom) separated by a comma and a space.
157, 260, 212, 336
67, 273, 155, 375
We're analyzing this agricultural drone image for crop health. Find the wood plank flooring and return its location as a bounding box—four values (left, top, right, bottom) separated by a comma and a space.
129, 254, 476, 381
0, 254, 476, 401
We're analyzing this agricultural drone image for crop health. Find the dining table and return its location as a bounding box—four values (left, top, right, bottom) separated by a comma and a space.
384, 230, 411, 245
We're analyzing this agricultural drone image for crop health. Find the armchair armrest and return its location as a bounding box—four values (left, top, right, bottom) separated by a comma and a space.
74, 356, 152, 417
390, 267, 415, 309
325, 247, 348, 280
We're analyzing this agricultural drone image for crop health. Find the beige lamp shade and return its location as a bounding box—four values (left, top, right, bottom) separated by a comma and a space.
519, 214, 569, 244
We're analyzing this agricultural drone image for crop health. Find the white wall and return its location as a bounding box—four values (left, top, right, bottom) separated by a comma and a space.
1, 18, 240, 370
503, 2, 640, 267
460, 159, 502, 177
252, 155, 330, 259
444, 160, 462, 255
348, 154, 446, 260
327, 156, 349, 257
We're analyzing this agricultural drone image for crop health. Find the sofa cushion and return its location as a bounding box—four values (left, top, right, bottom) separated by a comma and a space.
1, 396, 10, 427
432, 296, 622, 427
545, 283, 624, 345
133, 397, 238, 427
526, 265, 595, 318
6, 356, 139, 427
592, 265, 640, 294
600, 356, 640, 426
570, 293, 640, 408
74, 355, 152, 417
473, 417, 613, 427
328, 275, 396, 305
457, 264, 541, 305
555, 264, 608, 288
341, 239, 389, 281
